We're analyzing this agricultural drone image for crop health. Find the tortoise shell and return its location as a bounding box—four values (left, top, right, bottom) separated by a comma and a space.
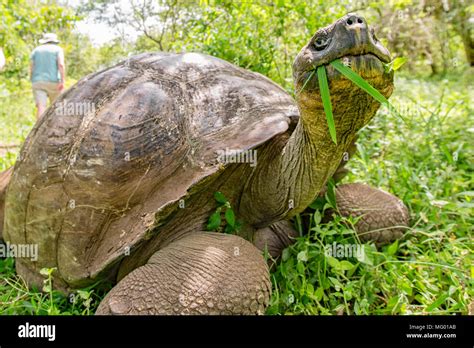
4, 52, 298, 287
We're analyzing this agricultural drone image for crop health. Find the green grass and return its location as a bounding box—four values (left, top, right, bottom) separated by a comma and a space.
0, 73, 472, 315
0, 79, 35, 171
0, 258, 104, 315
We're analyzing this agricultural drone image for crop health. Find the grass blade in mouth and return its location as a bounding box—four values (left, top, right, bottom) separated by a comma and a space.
317, 65, 337, 145
330, 59, 404, 121
297, 59, 401, 144
298, 69, 316, 95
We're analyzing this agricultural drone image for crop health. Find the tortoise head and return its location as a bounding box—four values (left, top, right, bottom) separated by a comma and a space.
293, 13, 394, 128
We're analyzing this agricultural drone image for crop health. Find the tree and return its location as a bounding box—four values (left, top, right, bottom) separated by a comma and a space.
423, 0, 473, 66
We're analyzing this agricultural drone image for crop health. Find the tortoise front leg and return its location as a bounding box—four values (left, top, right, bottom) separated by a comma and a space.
253, 220, 299, 260
96, 232, 271, 315
335, 183, 410, 245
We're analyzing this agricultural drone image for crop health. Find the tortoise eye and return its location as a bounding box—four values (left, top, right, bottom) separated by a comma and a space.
314, 37, 330, 51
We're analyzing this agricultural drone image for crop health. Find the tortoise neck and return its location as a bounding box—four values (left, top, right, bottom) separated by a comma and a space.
280, 105, 346, 214
238, 99, 350, 228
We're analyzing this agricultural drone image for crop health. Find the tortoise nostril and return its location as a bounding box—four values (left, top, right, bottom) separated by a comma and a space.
346, 15, 365, 26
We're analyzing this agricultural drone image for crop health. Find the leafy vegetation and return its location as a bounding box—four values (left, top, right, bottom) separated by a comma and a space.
0, 0, 472, 315
207, 191, 241, 234
0, 259, 104, 315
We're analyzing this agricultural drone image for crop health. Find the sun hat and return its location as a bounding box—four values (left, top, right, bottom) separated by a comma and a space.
39, 33, 60, 44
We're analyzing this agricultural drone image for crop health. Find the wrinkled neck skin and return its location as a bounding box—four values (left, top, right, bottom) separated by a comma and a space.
239, 78, 388, 228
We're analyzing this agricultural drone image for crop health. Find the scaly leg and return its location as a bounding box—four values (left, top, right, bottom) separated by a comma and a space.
335, 183, 409, 245
253, 220, 298, 260
96, 232, 271, 315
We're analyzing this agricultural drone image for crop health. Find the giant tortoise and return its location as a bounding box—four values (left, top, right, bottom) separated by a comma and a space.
1, 13, 408, 314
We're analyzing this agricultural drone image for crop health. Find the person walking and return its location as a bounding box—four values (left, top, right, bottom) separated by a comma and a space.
30, 33, 65, 118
